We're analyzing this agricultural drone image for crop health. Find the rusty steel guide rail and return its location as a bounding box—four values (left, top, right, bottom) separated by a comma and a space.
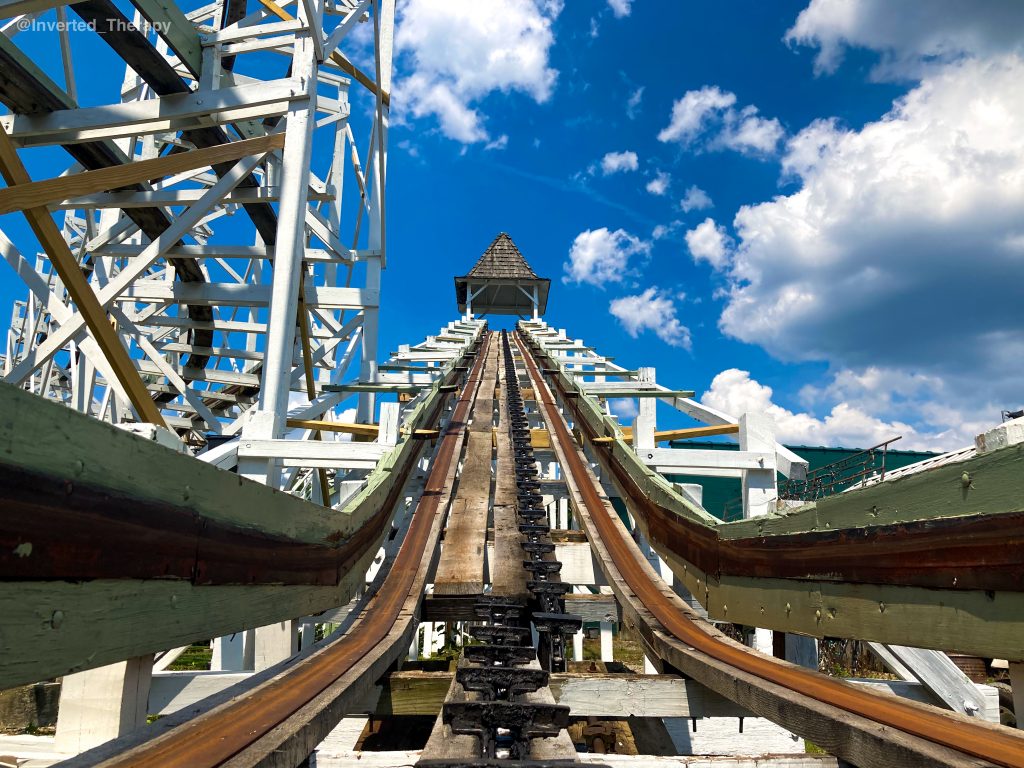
70, 333, 493, 768
515, 328, 1024, 768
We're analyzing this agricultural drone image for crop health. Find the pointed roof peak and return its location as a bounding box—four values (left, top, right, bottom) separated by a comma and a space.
465, 232, 539, 280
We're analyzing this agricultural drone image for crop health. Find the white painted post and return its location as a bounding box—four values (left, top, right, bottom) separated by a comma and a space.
300, 619, 317, 650
557, 497, 568, 529
55, 656, 153, 753
573, 628, 584, 662
739, 412, 776, 519
532, 284, 539, 320
600, 621, 614, 662
740, 412, 776, 655
212, 633, 246, 671
632, 367, 656, 452
254, 620, 298, 671
378, 401, 400, 446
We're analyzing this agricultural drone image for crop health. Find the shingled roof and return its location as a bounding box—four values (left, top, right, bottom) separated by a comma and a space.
454, 232, 550, 317
464, 232, 540, 280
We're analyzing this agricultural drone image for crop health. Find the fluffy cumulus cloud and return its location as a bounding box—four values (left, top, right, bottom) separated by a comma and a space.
646, 170, 670, 196
395, 0, 561, 143
702, 368, 989, 450
563, 227, 650, 287
607, 0, 632, 18
717, 55, 1024, 430
658, 85, 784, 156
600, 150, 639, 175
609, 288, 692, 349
786, 0, 1024, 78
685, 217, 731, 269
679, 185, 713, 212
702, 369, 917, 448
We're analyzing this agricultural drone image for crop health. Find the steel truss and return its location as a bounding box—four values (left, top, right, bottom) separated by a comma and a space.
0, 0, 395, 499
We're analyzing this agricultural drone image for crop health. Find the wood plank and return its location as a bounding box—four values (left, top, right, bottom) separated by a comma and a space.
0, 133, 285, 214
432, 342, 496, 596
491, 345, 529, 599
61, 328, 481, 768
0, 328, 483, 688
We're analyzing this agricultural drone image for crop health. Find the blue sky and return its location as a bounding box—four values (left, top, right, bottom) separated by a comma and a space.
1, 0, 1022, 450
379, 0, 1024, 450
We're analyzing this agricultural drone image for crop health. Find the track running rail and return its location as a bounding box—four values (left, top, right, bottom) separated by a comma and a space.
71, 333, 492, 768
516, 330, 1024, 768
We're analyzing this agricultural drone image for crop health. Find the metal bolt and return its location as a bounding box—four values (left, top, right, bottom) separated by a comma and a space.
50, 610, 64, 630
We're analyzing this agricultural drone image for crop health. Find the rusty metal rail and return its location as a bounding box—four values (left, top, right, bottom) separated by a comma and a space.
515, 329, 1024, 768
79, 333, 493, 768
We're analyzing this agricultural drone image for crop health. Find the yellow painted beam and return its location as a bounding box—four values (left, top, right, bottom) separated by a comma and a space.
593, 423, 740, 445
0, 126, 167, 428
286, 418, 380, 438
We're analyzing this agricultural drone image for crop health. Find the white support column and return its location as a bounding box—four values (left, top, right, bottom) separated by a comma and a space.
55, 656, 153, 753
739, 412, 777, 519
600, 621, 614, 662
632, 367, 656, 451
300, 619, 317, 650
211, 633, 247, 672
254, 620, 298, 671
740, 412, 776, 655
240, 17, 318, 488
573, 627, 584, 662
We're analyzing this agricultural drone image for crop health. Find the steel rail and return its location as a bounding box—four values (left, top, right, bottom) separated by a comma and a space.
515, 330, 1024, 768
95, 332, 492, 768
523, 333, 1024, 593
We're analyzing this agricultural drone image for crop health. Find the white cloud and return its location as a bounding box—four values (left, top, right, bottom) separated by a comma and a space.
395, 0, 561, 143
658, 85, 783, 155
701, 369, 921, 448
563, 227, 650, 287
702, 368, 989, 451
609, 398, 639, 420
657, 85, 736, 144
600, 150, 639, 175
485, 134, 509, 150
718, 56, 1024, 424
685, 217, 731, 270
786, 0, 1024, 78
679, 185, 713, 212
626, 86, 644, 119
646, 170, 670, 195
607, 0, 632, 18
610, 288, 692, 349
651, 220, 685, 241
